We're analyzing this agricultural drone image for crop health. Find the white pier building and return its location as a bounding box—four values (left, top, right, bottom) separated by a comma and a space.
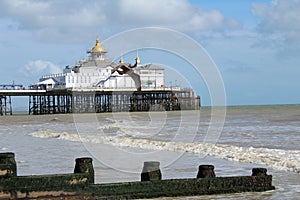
37, 38, 165, 90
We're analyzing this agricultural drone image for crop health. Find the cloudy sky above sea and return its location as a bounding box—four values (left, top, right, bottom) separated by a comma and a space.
0, 0, 299, 106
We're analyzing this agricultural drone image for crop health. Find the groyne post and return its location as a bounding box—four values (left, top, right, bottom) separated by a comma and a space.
252, 168, 268, 176
141, 161, 162, 181
0, 152, 17, 177
197, 165, 216, 178
74, 157, 94, 184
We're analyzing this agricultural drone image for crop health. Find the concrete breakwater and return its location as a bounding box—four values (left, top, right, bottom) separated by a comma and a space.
0, 152, 275, 199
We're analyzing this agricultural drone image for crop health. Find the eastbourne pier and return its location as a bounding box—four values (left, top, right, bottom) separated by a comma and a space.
0, 87, 200, 115
1, 38, 201, 115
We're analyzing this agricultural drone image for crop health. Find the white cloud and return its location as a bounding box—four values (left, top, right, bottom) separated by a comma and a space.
0, 0, 107, 29
252, 0, 300, 55
225, 18, 243, 30
0, 0, 107, 42
252, 0, 300, 32
118, 0, 228, 31
22, 60, 62, 77
0, 0, 242, 42
119, 0, 192, 25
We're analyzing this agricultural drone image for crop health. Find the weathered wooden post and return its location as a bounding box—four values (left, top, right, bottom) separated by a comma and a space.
197, 165, 216, 178
74, 157, 94, 184
141, 161, 162, 181
252, 168, 267, 176
0, 152, 17, 177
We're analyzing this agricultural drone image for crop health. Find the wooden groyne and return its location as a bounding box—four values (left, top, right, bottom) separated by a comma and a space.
0, 89, 200, 115
0, 152, 275, 199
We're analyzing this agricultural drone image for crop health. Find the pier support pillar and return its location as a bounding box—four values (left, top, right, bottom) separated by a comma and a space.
74, 157, 94, 184
141, 161, 162, 181
0, 152, 17, 177
197, 165, 216, 178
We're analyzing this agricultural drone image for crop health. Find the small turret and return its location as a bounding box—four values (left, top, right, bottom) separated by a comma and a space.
88, 37, 107, 61
91, 38, 106, 53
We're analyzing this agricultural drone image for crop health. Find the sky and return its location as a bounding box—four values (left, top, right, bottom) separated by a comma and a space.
0, 0, 299, 106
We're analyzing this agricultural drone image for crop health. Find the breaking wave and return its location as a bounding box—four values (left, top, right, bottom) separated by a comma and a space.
97, 123, 141, 136
30, 130, 300, 173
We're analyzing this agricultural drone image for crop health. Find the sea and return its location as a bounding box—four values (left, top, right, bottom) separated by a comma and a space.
0, 104, 299, 199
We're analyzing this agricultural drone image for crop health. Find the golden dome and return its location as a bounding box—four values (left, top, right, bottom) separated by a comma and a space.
91, 38, 106, 53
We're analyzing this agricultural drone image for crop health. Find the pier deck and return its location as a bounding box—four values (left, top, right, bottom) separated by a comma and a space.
0, 90, 46, 96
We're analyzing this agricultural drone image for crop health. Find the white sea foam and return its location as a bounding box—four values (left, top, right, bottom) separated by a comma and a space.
30, 130, 81, 141
30, 130, 300, 173
31, 130, 59, 138
97, 123, 141, 137
97, 123, 163, 138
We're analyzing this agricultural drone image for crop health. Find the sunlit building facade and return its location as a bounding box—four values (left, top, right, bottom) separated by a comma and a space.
38, 38, 164, 90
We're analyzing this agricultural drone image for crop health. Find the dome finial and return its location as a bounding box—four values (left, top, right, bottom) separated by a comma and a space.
119, 53, 124, 63
95, 37, 100, 44
135, 49, 140, 64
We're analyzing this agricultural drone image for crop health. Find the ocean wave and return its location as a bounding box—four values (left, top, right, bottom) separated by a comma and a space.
97, 123, 141, 137
97, 123, 164, 138
30, 130, 300, 173
30, 130, 81, 141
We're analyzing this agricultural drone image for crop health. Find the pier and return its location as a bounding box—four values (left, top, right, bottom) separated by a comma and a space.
0, 89, 46, 115
0, 38, 202, 115
0, 88, 200, 115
